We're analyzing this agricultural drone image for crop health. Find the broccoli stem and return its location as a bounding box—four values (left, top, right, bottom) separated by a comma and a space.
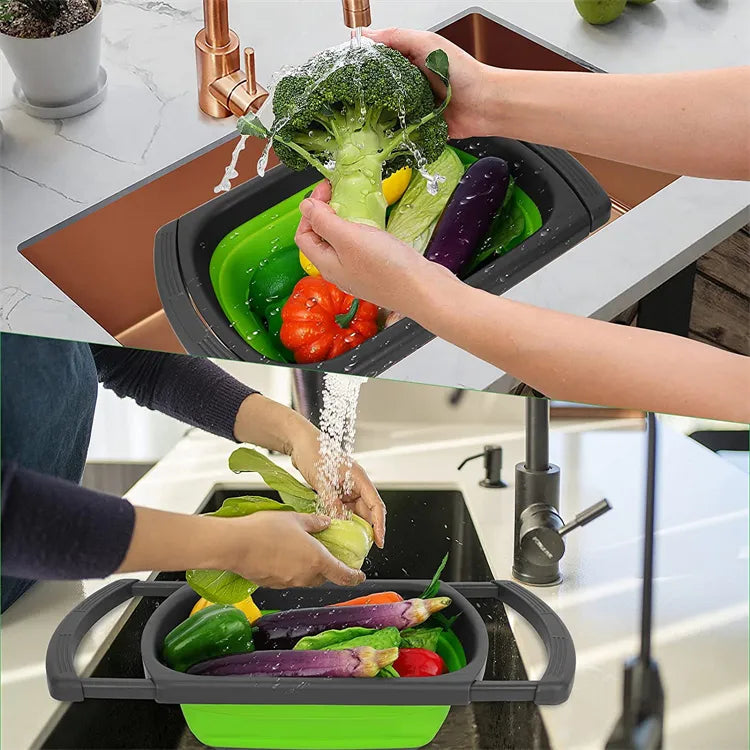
327, 129, 388, 229
329, 159, 388, 230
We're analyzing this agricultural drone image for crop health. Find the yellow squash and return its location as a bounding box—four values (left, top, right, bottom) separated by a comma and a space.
190, 594, 262, 623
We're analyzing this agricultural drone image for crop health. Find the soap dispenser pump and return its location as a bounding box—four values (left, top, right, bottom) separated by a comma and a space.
457, 445, 507, 488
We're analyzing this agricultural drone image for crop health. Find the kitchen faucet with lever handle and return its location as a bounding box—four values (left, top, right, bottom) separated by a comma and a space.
195, 0, 371, 119
514, 398, 612, 585
458, 399, 612, 585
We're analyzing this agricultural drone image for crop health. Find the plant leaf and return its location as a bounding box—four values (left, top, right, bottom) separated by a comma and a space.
377, 665, 401, 678
237, 113, 270, 138
425, 50, 450, 87
185, 568, 258, 605
399, 626, 442, 651
431, 612, 461, 631
279, 491, 318, 513
420, 552, 449, 599
211, 496, 292, 517
228, 448, 317, 504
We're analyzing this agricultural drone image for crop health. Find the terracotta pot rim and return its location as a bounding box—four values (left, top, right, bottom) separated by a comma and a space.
0, 0, 102, 42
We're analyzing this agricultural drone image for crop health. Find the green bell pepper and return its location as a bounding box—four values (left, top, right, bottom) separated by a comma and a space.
246, 246, 302, 361
247, 246, 304, 317
163, 604, 255, 673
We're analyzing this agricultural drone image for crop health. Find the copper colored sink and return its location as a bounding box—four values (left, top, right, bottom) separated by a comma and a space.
19, 9, 678, 354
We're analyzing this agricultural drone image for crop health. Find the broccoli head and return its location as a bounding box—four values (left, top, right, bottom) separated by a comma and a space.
238, 43, 452, 229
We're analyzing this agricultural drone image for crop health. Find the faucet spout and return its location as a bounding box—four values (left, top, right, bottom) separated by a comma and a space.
196, 0, 268, 118
342, 0, 371, 29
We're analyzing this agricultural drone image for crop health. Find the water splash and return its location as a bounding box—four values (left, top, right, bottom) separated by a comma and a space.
214, 134, 249, 193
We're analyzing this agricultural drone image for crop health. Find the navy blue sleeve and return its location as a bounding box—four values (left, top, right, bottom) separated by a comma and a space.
1, 462, 136, 581
90, 345, 258, 442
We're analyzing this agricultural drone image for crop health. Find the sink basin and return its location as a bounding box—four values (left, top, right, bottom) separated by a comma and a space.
18, 7, 675, 360
39, 488, 550, 750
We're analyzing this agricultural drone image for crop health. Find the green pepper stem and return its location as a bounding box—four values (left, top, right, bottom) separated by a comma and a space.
335, 298, 360, 329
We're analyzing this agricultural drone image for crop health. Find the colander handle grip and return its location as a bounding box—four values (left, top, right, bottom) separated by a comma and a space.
462, 580, 575, 706
46, 579, 184, 702
522, 141, 611, 232
153, 224, 238, 360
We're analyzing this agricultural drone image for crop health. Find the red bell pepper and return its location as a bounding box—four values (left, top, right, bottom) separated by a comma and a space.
280, 277, 379, 363
393, 648, 447, 678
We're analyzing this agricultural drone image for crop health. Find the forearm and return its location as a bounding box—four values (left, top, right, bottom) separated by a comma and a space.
117, 507, 235, 574
484, 66, 750, 180
91, 345, 255, 442
405, 267, 750, 423
1, 463, 136, 581
233, 393, 318, 453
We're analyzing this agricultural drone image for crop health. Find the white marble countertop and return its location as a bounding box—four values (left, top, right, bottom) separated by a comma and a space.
2, 416, 747, 750
1, 1, 749, 389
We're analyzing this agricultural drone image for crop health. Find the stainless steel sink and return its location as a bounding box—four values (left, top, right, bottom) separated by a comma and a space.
19, 8, 677, 357
39, 488, 550, 750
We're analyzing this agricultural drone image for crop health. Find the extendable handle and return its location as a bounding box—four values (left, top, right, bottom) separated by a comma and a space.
453, 580, 576, 705
46, 579, 184, 702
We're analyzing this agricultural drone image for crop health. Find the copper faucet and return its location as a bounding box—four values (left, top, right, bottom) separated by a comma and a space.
196, 0, 371, 118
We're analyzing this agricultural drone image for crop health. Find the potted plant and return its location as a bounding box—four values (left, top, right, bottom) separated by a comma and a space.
0, 0, 106, 118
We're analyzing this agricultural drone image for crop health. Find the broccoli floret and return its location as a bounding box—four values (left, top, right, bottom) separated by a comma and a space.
239, 44, 451, 229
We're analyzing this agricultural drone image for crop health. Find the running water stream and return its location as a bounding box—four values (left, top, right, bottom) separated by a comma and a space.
315, 372, 365, 517
214, 134, 249, 193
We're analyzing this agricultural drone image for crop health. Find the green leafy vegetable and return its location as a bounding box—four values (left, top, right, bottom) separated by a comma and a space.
378, 665, 401, 678
386, 148, 464, 252
228, 447, 317, 510
420, 552, 449, 599
430, 612, 461, 631
212, 496, 293, 517
399, 627, 442, 652
314, 515, 374, 570
186, 451, 374, 604
185, 569, 259, 606
293, 627, 375, 650
294, 626, 400, 652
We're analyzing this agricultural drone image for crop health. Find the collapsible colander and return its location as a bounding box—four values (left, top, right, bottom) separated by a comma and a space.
47, 579, 575, 750
154, 136, 610, 375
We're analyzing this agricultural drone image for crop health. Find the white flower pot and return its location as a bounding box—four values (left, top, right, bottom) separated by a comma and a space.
0, 2, 105, 117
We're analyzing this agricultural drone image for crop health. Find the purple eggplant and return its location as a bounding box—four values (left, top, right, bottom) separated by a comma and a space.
424, 156, 511, 275
187, 646, 399, 678
253, 597, 451, 649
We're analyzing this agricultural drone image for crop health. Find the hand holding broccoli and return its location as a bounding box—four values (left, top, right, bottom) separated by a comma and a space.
366, 28, 493, 140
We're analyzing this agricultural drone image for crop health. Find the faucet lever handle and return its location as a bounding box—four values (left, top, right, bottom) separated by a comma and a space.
244, 48, 257, 95
559, 499, 612, 537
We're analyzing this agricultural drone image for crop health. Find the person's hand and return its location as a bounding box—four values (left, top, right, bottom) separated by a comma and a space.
365, 27, 492, 138
285, 410, 386, 549
233, 394, 386, 547
226, 510, 366, 588
296, 182, 456, 316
